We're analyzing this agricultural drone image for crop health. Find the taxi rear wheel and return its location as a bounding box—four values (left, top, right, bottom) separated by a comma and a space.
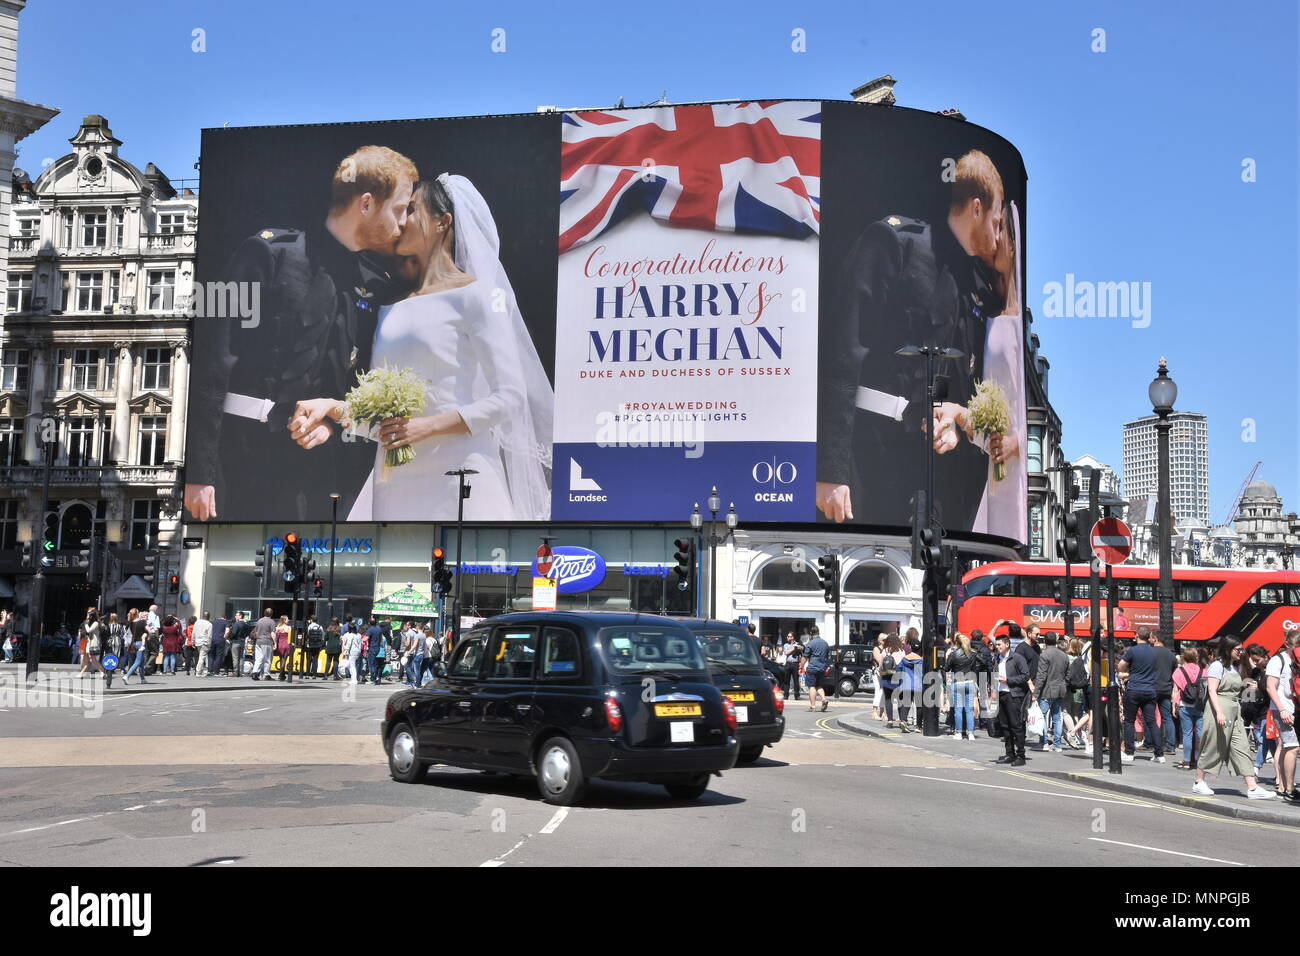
838, 678, 857, 698
663, 774, 710, 800
737, 745, 765, 764
536, 737, 586, 806
387, 722, 427, 783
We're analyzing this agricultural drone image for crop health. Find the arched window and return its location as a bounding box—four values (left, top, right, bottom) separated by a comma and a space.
843, 563, 903, 595
756, 558, 821, 591
60, 503, 93, 550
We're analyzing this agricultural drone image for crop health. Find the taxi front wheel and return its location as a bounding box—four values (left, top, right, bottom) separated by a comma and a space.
663, 774, 710, 800
387, 722, 428, 783
536, 737, 587, 806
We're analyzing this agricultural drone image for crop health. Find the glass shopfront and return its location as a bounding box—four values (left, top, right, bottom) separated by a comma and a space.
199, 524, 695, 624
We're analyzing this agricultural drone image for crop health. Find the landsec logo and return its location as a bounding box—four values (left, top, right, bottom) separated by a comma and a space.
532, 546, 606, 593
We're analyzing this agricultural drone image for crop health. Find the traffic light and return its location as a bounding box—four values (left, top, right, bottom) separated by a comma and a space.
167, 572, 180, 594
672, 538, 694, 588
20, 540, 32, 568
1052, 578, 1066, 604
282, 532, 301, 590
253, 545, 266, 580
142, 552, 157, 584
933, 545, 959, 599
432, 546, 452, 593
41, 511, 58, 562
76, 536, 95, 573
1063, 509, 1093, 564
909, 491, 927, 570
313, 577, 323, 597
818, 554, 840, 604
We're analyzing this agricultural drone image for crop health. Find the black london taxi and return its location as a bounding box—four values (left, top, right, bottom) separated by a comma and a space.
681, 619, 785, 763
381, 611, 739, 805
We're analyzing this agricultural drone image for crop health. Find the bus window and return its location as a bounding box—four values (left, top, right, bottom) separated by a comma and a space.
1251, 585, 1286, 606
1175, 582, 1226, 603
964, 574, 1017, 599
1021, 577, 1058, 599
1129, 581, 1155, 602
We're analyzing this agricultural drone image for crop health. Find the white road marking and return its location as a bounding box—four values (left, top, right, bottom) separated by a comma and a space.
1088, 838, 1246, 866
242, 707, 270, 714
6, 814, 105, 835
900, 773, 1154, 807
540, 808, 569, 834
123, 804, 146, 811
117, 711, 138, 717
480, 836, 529, 867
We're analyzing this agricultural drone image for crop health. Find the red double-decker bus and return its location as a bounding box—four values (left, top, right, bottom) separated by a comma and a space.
953, 562, 1300, 652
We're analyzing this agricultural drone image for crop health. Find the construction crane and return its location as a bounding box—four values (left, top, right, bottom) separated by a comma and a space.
1219, 460, 1262, 528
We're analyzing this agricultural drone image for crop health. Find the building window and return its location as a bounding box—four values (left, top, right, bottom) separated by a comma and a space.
65, 417, 98, 466
112, 208, 125, 246
141, 348, 171, 391
0, 418, 21, 466
130, 499, 163, 550
147, 270, 175, 311
137, 416, 166, 466
62, 211, 74, 247
76, 273, 104, 312
1, 349, 28, 392
67, 349, 102, 391
843, 563, 902, 595
1027, 427, 1044, 475
0, 500, 17, 550
756, 558, 822, 591
82, 211, 107, 247
17, 218, 36, 238
6, 274, 32, 313
108, 271, 121, 306
158, 212, 186, 234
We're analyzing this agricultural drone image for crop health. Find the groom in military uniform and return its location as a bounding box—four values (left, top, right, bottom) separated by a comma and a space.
184, 146, 417, 523
816, 149, 1005, 532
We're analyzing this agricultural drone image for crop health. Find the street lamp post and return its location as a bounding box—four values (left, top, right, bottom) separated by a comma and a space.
445, 469, 477, 649
327, 493, 340, 623
695, 489, 737, 621
1149, 358, 1178, 646
26, 427, 56, 680
897, 344, 963, 738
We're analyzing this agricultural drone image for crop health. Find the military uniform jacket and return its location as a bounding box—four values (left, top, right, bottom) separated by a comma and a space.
187, 225, 387, 491
817, 214, 1001, 527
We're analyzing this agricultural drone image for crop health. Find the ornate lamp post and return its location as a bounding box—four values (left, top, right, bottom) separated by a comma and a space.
1148, 358, 1178, 644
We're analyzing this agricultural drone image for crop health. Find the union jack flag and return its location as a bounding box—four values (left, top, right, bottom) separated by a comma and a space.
559, 101, 821, 254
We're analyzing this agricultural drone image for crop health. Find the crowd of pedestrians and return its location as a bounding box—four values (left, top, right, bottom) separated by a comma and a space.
865, 621, 1300, 801
46, 604, 453, 689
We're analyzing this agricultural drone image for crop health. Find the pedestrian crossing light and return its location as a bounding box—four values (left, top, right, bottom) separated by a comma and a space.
313, 578, 323, 597
432, 546, 451, 593
253, 545, 266, 580
76, 536, 95, 573
20, 540, 32, 568
1063, 509, 1093, 564
168, 572, 180, 594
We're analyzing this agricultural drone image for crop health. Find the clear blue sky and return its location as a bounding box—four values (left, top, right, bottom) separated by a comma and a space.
16, 0, 1297, 524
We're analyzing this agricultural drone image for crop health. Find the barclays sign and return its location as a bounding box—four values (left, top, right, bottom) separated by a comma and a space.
268, 536, 374, 555
532, 546, 606, 594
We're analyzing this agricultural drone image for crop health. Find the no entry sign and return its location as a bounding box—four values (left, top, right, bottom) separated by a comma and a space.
1090, 517, 1133, 565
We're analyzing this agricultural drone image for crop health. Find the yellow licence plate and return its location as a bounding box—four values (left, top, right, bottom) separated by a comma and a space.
725, 692, 756, 703
655, 703, 702, 717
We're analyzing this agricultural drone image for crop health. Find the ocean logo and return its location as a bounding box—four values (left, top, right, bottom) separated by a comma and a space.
533, 545, 606, 594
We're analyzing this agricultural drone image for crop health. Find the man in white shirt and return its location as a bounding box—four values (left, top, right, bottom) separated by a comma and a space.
192, 611, 214, 677
1265, 629, 1299, 797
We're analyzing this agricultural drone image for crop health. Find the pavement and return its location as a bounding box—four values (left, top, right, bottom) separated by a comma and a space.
836, 708, 1300, 828
0, 662, 351, 694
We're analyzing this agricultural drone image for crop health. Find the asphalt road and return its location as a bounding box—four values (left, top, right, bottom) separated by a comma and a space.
1, 677, 1297, 867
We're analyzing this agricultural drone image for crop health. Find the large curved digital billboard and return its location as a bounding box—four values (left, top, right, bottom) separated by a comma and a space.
186, 99, 1027, 542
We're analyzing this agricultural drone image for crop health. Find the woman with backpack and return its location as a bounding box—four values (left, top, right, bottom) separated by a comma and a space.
160, 615, 183, 675
1171, 645, 1206, 769
1193, 636, 1275, 799
944, 632, 981, 740
896, 639, 924, 734
876, 634, 902, 727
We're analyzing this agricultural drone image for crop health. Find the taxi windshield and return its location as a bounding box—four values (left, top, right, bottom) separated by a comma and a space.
599, 627, 708, 674
694, 632, 760, 667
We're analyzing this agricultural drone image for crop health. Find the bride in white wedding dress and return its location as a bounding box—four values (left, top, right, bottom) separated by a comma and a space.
332, 174, 552, 521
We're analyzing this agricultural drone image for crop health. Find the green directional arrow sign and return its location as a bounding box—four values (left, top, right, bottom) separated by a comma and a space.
43, 540, 54, 552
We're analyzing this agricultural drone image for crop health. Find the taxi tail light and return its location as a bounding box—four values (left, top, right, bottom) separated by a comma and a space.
772, 686, 785, 714
721, 697, 738, 732
604, 697, 623, 734
384, 701, 394, 722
